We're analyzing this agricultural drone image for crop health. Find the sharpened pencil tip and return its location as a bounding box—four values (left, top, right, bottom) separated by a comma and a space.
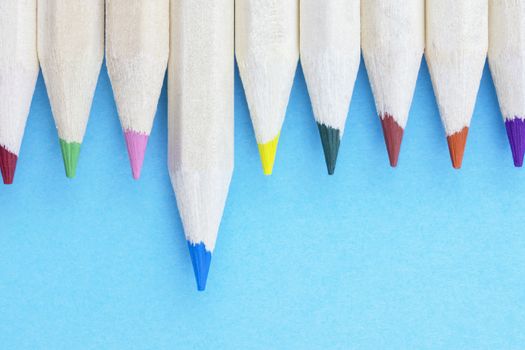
317, 123, 340, 175
505, 118, 525, 167
59, 139, 81, 178
124, 131, 149, 180
380, 114, 404, 167
447, 127, 469, 169
0, 146, 18, 185
188, 242, 212, 291
257, 133, 280, 176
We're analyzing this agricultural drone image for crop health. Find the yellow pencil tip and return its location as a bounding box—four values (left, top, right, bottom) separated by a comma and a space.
257, 134, 280, 176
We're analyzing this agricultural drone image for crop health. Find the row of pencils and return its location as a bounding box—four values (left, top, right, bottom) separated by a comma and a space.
1, 0, 523, 290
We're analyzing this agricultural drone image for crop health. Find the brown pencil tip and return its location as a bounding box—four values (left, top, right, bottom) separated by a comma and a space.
447, 127, 469, 169
380, 114, 404, 167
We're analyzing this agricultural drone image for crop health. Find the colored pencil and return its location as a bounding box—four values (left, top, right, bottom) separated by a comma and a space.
488, 0, 525, 167
168, 0, 234, 291
362, 1, 425, 167
235, 0, 299, 175
106, 0, 169, 179
38, 0, 104, 178
0, 0, 39, 184
426, 0, 488, 169
300, 0, 360, 174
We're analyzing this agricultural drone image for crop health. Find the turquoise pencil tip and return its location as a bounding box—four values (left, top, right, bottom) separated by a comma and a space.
187, 242, 212, 291
317, 123, 341, 175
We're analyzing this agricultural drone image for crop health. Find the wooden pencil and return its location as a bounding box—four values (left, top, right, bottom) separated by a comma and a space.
426, 0, 488, 169
0, 0, 39, 184
488, 0, 525, 167
235, 0, 299, 175
38, 0, 104, 178
362, 0, 425, 167
300, 0, 360, 174
106, 0, 169, 179
168, 0, 234, 291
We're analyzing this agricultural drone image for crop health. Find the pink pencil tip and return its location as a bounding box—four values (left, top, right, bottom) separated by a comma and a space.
124, 131, 149, 180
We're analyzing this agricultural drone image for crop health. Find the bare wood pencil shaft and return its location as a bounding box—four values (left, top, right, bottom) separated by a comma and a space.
38, 0, 104, 177
426, 0, 488, 168
106, 0, 169, 179
0, 0, 39, 184
168, 0, 234, 291
301, 0, 360, 174
235, 0, 299, 175
489, 0, 525, 166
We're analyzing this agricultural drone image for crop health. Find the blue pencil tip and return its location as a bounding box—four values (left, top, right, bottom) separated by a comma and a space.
187, 242, 212, 291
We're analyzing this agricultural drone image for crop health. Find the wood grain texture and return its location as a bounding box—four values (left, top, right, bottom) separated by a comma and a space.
426, 0, 488, 136
235, 0, 299, 146
489, 0, 525, 166
168, 0, 234, 252
38, 0, 104, 144
0, 0, 39, 156
106, 0, 169, 135
489, 0, 525, 122
300, 0, 360, 134
361, 0, 424, 130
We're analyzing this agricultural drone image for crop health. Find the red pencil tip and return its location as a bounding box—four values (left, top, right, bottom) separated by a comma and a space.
0, 146, 18, 185
380, 114, 404, 167
447, 127, 469, 169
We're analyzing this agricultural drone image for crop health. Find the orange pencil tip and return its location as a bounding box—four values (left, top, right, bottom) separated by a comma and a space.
447, 127, 469, 169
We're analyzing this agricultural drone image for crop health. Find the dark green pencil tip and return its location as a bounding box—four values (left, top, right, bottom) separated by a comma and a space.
59, 139, 81, 179
317, 123, 341, 175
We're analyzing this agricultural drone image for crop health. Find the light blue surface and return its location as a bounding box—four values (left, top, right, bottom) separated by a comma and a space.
1, 58, 525, 349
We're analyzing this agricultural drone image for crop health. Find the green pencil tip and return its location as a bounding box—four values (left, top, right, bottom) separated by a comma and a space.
59, 139, 81, 178
317, 123, 341, 175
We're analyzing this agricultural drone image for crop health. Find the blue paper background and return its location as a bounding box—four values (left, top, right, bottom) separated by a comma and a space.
1, 59, 524, 349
